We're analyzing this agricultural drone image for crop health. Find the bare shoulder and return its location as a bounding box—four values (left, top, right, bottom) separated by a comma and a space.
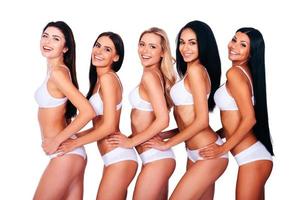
50, 65, 70, 81
226, 67, 244, 82
142, 70, 160, 85
186, 64, 205, 80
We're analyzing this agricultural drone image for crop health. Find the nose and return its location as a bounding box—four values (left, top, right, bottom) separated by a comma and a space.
182, 43, 189, 51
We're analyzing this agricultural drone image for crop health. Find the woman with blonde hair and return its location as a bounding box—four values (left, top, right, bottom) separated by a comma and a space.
108, 27, 176, 200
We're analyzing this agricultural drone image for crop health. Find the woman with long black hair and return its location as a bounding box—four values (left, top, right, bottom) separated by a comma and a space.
145, 21, 228, 199
200, 27, 273, 199
59, 32, 138, 200
34, 21, 95, 199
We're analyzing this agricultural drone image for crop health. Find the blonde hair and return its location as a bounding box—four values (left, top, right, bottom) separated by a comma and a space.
139, 27, 176, 109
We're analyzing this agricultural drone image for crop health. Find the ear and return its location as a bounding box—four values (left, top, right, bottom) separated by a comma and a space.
63, 47, 69, 53
113, 55, 119, 62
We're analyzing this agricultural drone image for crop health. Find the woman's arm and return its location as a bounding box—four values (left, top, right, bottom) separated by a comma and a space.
108, 70, 169, 148
43, 67, 96, 154
162, 65, 210, 148
219, 68, 256, 152
200, 68, 256, 158
67, 73, 121, 149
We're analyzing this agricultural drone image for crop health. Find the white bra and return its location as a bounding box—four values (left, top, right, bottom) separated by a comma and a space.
89, 72, 122, 116
214, 66, 255, 111
170, 68, 210, 106
129, 71, 164, 112
35, 66, 69, 108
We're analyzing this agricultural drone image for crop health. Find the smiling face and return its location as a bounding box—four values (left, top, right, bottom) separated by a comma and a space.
228, 31, 251, 65
179, 28, 199, 64
92, 36, 119, 68
40, 26, 68, 59
138, 33, 163, 68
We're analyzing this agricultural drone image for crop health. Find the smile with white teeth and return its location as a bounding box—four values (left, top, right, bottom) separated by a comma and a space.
230, 50, 239, 55
94, 55, 104, 61
142, 55, 151, 59
43, 46, 53, 51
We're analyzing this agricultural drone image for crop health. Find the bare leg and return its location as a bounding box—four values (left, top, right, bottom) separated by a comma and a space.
64, 158, 87, 200
133, 158, 176, 200
236, 160, 273, 200
170, 158, 228, 200
186, 158, 216, 200
96, 161, 138, 200
33, 155, 86, 200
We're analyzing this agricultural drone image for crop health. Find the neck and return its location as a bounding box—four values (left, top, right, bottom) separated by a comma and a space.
232, 60, 248, 67
187, 58, 200, 68
47, 56, 65, 70
96, 66, 112, 77
143, 63, 160, 71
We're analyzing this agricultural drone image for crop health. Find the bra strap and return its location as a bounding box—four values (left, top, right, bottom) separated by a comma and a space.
235, 66, 254, 95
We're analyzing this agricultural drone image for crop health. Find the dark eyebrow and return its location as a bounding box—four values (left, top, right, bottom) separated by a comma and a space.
104, 45, 113, 50
188, 39, 197, 42
52, 35, 62, 39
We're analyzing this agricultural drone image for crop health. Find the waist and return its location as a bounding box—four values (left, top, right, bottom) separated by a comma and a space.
185, 128, 218, 149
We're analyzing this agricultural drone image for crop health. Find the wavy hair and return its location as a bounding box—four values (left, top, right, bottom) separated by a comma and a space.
139, 27, 176, 109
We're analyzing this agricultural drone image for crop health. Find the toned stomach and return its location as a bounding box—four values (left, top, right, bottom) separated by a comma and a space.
38, 107, 68, 140
94, 111, 122, 155
220, 111, 257, 155
130, 109, 161, 154
174, 105, 218, 150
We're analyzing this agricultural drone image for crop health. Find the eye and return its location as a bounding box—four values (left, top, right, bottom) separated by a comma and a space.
241, 43, 247, 48
53, 37, 60, 41
105, 47, 111, 52
190, 41, 197, 45
232, 38, 237, 43
95, 43, 101, 48
42, 33, 48, 38
150, 45, 156, 49
139, 42, 145, 47
179, 40, 185, 45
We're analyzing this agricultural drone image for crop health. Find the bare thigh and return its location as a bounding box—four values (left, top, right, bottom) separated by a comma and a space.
33, 155, 86, 200
64, 158, 87, 200
236, 160, 273, 200
97, 160, 138, 200
170, 158, 228, 200
133, 158, 176, 200
186, 158, 217, 200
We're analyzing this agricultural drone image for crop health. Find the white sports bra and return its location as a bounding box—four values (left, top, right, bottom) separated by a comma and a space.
170, 69, 210, 106
35, 66, 69, 108
129, 71, 164, 112
214, 66, 255, 111
89, 72, 122, 116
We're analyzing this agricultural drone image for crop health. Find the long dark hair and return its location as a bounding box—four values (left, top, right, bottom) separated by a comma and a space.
43, 21, 78, 120
86, 32, 124, 99
176, 20, 221, 111
237, 27, 274, 155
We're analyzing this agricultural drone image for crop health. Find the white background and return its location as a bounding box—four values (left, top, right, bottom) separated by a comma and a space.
0, 0, 299, 199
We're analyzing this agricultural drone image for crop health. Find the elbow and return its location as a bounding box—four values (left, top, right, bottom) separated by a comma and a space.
83, 106, 96, 120
194, 117, 209, 132
158, 114, 169, 130
242, 115, 256, 129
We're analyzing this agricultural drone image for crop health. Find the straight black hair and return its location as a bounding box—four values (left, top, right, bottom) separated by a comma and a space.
86, 32, 124, 99
237, 27, 274, 155
176, 20, 221, 111
43, 21, 78, 120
